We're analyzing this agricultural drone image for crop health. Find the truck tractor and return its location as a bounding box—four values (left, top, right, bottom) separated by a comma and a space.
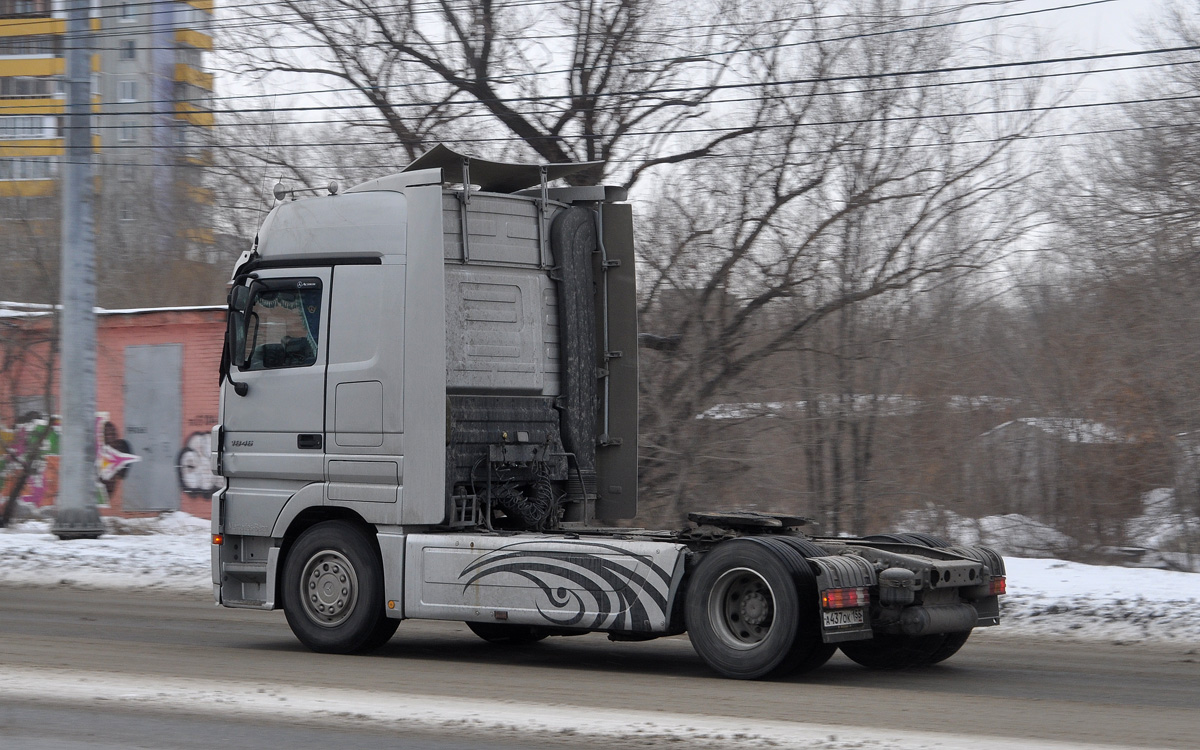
211, 145, 1005, 679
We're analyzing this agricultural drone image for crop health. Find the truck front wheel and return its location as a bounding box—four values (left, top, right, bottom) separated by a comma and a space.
282, 520, 397, 653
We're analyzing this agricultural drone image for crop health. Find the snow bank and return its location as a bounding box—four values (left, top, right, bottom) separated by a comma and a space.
0, 664, 1143, 750
1125, 487, 1200, 556
897, 509, 1073, 557
995, 557, 1200, 643
2, 513, 1199, 643
0, 513, 211, 592
898, 500, 1200, 570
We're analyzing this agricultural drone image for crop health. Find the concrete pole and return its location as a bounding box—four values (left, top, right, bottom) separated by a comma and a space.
53, 0, 102, 540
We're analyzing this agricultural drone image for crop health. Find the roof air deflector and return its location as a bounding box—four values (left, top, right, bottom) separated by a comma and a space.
403, 144, 600, 193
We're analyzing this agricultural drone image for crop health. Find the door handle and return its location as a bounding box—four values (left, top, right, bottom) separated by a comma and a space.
297, 434, 323, 449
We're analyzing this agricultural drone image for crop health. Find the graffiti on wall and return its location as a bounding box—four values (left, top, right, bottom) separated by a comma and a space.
0, 413, 140, 508
177, 430, 224, 497
0, 416, 59, 507
95, 417, 140, 502
4, 412, 230, 508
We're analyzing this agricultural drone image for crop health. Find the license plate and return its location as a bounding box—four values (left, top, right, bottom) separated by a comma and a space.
822, 608, 865, 628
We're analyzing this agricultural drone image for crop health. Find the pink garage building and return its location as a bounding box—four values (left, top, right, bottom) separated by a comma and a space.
0, 303, 226, 520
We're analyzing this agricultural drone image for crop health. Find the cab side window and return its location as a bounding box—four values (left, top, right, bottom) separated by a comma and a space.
241, 281, 322, 371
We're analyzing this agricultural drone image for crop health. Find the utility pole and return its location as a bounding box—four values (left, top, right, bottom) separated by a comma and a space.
53, 0, 102, 540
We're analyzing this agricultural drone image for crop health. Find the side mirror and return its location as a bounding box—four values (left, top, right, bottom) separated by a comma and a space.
224, 284, 254, 397
230, 284, 251, 313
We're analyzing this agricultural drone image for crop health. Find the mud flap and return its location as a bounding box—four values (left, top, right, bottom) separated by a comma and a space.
810, 555, 875, 643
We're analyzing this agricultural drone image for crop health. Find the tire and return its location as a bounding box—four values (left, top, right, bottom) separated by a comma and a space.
361, 614, 400, 651
685, 538, 827, 680
899, 532, 952, 548
769, 537, 837, 673
466, 621, 548, 644
923, 630, 970, 665
282, 520, 390, 654
863, 532, 951, 548
839, 632, 945, 670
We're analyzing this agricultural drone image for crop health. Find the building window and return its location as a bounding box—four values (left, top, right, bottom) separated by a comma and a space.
119, 120, 136, 142
119, 2, 134, 22
0, 116, 52, 139
0, 34, 58, 55
0, 0, 51, 17
120, 39, 135, 60
176, 5, 212, 32
118, 80, 137, 102
119, 201, 134, 221
0, 156, 56, 180
177, 47, 203, 69
119, 161, 135, 181
0, 76, 55, 98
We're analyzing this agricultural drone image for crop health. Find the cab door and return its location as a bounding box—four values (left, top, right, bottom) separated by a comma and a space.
220, 268, 331, 536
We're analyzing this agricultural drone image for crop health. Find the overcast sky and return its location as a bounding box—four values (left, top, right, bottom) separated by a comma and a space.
1030, 0, 1166, 52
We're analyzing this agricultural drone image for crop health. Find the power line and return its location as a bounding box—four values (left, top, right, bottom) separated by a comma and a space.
12, 0, 1062, 47
21, 118, 1200, 176
7, 86, 1200, 153
5, 39, 1197, 118
8, 52, 1198, 138
0, 0, 1126, 84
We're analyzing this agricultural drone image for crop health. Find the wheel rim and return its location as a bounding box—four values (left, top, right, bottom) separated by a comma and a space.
708, 567, 776, 649
300, 550, 359, 628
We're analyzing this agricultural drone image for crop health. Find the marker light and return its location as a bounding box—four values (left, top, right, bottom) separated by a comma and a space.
988, 576, 1007, 596
211, 534, 224, 546
821, 587, 869, 610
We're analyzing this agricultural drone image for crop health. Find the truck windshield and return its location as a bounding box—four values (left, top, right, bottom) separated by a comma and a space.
241, 282, 322, 371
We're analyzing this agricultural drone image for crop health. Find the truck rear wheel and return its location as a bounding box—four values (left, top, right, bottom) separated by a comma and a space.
685, 539, 830, 680
863, 532, 951, 547
466, 622, 548, 644
839, 632, 944, 669
282, 520, 396, 653
923, 630, 971, 665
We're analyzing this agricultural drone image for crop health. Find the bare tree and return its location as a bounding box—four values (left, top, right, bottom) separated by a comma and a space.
634, 0, 1048, 525
1042, 1, 1200, 558
215, 0, 1052, 529
221, 0, 814, 186
0, 195, 60, 305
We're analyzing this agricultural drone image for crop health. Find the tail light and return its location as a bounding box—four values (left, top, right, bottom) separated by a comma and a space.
822, 586, 869, 609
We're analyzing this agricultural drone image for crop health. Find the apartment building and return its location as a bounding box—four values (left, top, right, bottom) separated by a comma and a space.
0, 0, 216, 301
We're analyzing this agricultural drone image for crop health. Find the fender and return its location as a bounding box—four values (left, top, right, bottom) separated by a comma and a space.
269, 482, 327, 539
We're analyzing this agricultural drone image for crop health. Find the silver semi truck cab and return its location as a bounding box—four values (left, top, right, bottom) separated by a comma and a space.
212, 146, 1005, 679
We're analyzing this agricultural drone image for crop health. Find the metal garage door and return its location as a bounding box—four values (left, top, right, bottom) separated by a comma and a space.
122, 344, 182, 511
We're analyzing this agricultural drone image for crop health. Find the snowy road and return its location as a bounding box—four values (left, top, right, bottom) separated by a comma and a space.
2, 585, 1198, 750
2, 516, 1200, 748
2, 515, 1199, 643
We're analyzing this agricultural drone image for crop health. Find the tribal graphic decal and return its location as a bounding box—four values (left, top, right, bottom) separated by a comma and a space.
459, 541, 675, 632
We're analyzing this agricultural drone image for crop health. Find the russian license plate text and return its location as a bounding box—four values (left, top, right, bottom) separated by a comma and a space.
822, 608, 865, 628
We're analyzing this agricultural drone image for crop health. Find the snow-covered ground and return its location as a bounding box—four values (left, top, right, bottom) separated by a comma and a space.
897, 502, 1200, 570
0, 664, 1149, 750
1, 513, 1198, 643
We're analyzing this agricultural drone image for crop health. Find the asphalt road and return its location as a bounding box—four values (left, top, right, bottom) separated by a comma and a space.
1, 584, 1197, 749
